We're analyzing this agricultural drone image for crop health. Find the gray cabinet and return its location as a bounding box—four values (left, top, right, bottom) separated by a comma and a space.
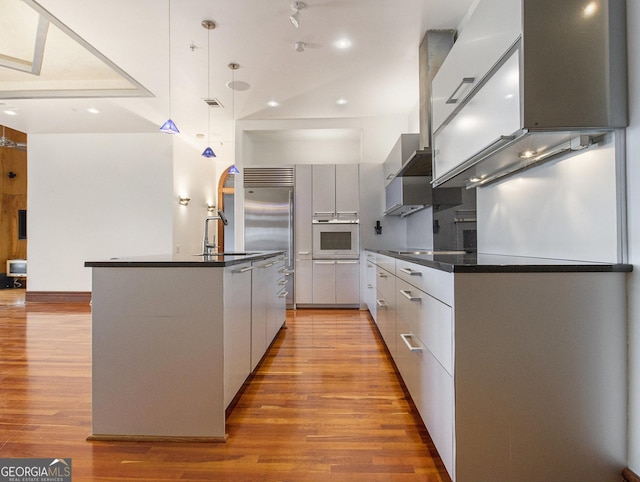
311, 259, 360, 305
312, 164, 359, 218
294, 165, 313, 305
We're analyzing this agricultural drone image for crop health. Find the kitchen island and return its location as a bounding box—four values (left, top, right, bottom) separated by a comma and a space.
85, 251, 286, 442
365, 249, 632, 482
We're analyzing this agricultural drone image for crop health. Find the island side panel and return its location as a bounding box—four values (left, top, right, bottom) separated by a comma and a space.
453, 271, 627, 482
91, 267, 225, 439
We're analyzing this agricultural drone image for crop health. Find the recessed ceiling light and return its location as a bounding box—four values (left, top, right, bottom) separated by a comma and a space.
336, 98, 348, 105
267, 100, 279, 107
335, 38, 352, 49
87, 108, 100, 114
3, 110, 17, 116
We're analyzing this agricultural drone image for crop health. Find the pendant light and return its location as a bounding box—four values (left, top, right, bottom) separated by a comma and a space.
227, 62, 240, 174
160, 0, 179, 134
201, 19, 216, 158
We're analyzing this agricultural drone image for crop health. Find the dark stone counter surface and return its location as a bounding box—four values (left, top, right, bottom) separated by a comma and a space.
85, 251, 285, 268
367, 249, 633, 274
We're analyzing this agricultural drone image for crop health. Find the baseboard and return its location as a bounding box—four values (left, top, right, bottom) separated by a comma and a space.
25, 291, 91, 303
624, 468, 640, 482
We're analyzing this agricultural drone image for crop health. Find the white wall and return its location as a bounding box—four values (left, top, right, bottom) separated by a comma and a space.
28, 133, 174, 291
477, 133, 622, 262
626, 0, 640, 473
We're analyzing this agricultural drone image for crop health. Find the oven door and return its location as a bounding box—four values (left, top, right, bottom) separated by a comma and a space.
312, 223, 359, 259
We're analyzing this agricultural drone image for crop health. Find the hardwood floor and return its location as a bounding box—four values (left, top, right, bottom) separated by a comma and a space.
0, 290, 450, 481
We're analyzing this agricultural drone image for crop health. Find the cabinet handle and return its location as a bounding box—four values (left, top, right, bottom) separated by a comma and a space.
278, 279, 287, 286
367, 284, 373, 289
337, 260, 358, 264
263, 262, 275, 268
377, 272, 387, 278
376, 299, 388, 308
445, 77, 475, 104
315, 260, 335, 265
235, 266, 254, 273
400, 290, 421, 302
278, 290, 289, 298
298, 251, 310, 255
400, 267, 422, 276
400, 333, 423, 352
367, 263, 374, 268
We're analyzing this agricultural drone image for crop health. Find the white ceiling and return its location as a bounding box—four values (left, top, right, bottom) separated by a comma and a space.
0, 0, 474, 146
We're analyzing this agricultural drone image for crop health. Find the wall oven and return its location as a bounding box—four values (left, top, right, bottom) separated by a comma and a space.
312, 220, 359, 259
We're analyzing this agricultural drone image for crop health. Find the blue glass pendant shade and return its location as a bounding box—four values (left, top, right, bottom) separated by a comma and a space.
160, 118, 180, 134
228, 165, 240, 174
202, 146, 216, 158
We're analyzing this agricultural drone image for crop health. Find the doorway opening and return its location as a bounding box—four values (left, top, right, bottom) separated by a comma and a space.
217, 167, 235, 252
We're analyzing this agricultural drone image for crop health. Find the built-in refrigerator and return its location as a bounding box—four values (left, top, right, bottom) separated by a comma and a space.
244, 168, 294, 307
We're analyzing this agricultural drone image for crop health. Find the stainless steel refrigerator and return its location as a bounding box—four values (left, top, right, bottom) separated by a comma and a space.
244, 168, 294, 307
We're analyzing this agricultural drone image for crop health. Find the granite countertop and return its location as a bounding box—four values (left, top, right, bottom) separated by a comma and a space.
85, 251, 285, 268
367, 249, 633, 273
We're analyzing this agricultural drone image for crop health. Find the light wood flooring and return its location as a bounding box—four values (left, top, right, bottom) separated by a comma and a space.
0, 290, 450, 481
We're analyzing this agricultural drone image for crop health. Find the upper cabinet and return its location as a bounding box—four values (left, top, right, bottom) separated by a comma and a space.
431, 0, 628, 188
312, 164, 359, 219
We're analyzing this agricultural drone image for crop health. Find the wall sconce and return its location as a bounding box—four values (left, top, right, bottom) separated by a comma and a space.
207, 203, 216, 213
178, 196, 190, 206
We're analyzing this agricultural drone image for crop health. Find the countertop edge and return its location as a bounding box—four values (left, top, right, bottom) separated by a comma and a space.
366, 249, 633, 273
84, 251, 285, 268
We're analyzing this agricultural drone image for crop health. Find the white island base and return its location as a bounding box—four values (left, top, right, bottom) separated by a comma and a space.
87, 253, 285, 442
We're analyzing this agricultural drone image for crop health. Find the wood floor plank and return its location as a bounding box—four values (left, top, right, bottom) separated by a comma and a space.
0, 290, 451, 481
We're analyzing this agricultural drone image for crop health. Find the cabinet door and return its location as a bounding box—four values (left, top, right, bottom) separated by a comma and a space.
335, 164, 359, 216
312, 164, 336, 217
295, 258, 313, 305
251, 260, 270, 371
336, 260, 360, 304
365, 254, 378, 321
223, 263, 253, 407
312, 260, 335, 304
267, 260, 286, 343
294, 165, 313, 259
433, 49, 521, 184
431, 0, 521, 132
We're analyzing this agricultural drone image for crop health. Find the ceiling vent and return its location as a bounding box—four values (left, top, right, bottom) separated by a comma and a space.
204, 98, 223, 107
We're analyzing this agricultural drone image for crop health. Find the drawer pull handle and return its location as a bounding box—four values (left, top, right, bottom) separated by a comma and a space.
263, 262, 275, 268
235, 266, 254, 273
376, 299, 388, 308
278, 291, 289, 298
400, 267, 422, 276
400, 333, 423, 352
446, 77, 475, 104
400, 290, 421, 302
377, 272, 387, 278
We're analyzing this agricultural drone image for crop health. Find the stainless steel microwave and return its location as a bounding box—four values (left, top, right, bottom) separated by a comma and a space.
312, 221, 359, 259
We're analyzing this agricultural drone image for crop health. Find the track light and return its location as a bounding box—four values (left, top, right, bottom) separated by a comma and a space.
289, 1, 306, 28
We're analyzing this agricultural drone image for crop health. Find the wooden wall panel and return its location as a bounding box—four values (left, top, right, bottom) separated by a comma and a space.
0, 125, 28, 278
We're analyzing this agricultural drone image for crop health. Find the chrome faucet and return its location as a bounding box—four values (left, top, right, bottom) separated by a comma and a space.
202, 210, 229, 255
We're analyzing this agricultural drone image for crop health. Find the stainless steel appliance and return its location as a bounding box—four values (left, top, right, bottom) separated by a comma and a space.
244, 168, 294, 307
312, 219, 359, 259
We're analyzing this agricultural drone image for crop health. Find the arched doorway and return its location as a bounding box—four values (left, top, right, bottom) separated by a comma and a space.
217, 167, 235, 252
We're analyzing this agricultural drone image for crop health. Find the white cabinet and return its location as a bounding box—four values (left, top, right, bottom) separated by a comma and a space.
294, 165, 313, 306
335, 260, 360, 304
431, 0, 521, 133
312, 260, 335, 304
312, 164, 359, 218
365, 252, 377, 321
223, 262, 254, 408
311, 259, 360, 305
251, 259, 269, 371
268, 258, 287, 342
366, 252, 627, 482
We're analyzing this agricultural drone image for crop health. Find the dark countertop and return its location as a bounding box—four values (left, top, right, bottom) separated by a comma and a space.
85, 251, 285, 268
367, 249, 633, 273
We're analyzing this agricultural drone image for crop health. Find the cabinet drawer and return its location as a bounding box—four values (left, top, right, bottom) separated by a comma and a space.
376, 266, 395, 301
375, 288, 396, 358
395, 260, 453, 306
396, 278, 453, 376
431, 0, 521, 132
375, 254, 395, 274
